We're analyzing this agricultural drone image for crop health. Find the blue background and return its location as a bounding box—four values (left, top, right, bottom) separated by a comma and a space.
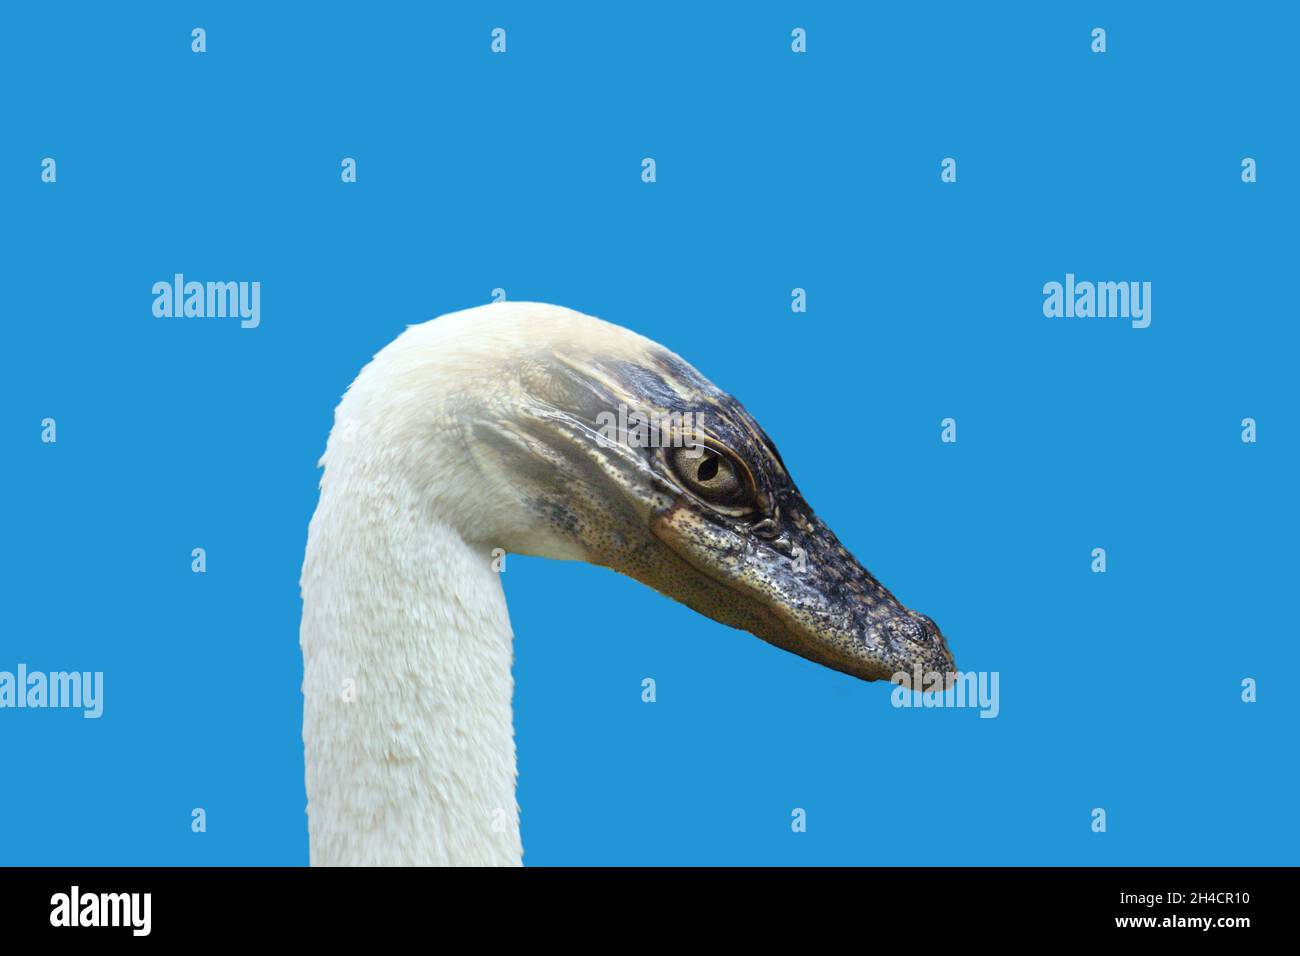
2, 3, 1295, 865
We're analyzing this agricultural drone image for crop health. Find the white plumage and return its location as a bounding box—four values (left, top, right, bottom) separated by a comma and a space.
301, 303, 657, 866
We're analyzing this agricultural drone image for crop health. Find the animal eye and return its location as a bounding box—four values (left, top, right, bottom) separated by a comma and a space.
670, 445, 753, 508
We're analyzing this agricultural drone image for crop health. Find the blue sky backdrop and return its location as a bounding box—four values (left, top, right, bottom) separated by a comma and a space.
1, 3, 1295, 864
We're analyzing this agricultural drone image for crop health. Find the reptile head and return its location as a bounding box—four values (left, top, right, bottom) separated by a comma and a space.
466, 304, 957, 686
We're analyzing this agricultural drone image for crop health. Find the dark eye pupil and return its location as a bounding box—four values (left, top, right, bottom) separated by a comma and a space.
668, 445, 754, 512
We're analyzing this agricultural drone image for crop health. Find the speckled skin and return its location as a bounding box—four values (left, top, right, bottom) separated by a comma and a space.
478, 320, 956, 685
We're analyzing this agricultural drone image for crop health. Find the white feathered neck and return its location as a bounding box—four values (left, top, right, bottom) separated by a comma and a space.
300, 303, 637, 865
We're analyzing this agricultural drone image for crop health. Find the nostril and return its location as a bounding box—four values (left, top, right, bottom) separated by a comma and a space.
887, 616, 926, 643
887, 612, 943, 646
912, 612, 953, 660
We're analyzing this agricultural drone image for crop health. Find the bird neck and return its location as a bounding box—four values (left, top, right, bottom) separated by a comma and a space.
300, 471, 522, 866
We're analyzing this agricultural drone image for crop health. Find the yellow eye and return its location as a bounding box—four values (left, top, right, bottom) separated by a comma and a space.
670, 444, 754, 509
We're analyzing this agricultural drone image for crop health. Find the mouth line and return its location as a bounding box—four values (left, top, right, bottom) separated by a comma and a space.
649, 516, 823, 644
650, 515, 905, 681
650, 516, 795, 629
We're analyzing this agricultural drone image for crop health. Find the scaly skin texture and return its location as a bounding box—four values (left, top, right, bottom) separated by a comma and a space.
479, 319, 956, 684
